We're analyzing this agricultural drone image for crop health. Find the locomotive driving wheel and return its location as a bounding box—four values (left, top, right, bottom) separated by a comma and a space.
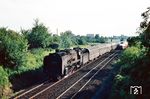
56, 75, 62, 81
52, 75, 62, 81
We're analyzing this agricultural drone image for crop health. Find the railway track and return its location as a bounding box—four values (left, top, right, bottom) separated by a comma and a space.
12, 50, 119, 99
56, 52, 118, 99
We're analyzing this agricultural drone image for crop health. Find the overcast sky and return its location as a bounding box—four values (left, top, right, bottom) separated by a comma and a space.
0, 0, 150, 36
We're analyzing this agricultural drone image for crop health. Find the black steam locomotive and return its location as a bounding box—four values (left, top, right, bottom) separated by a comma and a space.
43, 43, 117, 81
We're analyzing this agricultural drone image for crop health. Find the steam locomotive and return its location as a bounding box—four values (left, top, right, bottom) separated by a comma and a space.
43, 43, 118, 81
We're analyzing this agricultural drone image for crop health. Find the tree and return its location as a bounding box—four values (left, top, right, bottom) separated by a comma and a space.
139, 7, 150, 54
52, 34, 60, 43
25, 19, 52, 48
95, 34, 100, 43
75, 35, 87, 45
120, 38, 124, 42
60, 30, 77, 48
95, 34, 99, 39
99, 36, 106, 43
49, 34, 60, 49
0, 28, 28, 68
127, 36, 140, 47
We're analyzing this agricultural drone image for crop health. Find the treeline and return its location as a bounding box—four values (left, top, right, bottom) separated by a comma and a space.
0, 19, 110, 68
0, 19, 109, 98
110, 7, 150, 99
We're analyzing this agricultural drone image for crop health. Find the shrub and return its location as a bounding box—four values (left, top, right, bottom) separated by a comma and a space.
0, 67, 9, 88
110, 74, 133, 99
0, 66, 12, 98
120, 46, 143, 65
14, 48, 51, 74
0, 28, 28, 68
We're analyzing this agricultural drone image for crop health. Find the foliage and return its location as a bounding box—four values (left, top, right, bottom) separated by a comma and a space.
0, 66, 12, 98
52, 34, 60, 43
60, 30, 77, 48
110, 74, 133, 99
24, 19, 52, 48
0, 28, 28, 68
110, 8, 150, 99
110, 49, 150, 99
86, 34, 108, 43
94, 34, 100, 43
118, 46, 145, 76
120, 46, 144, 65
5, 48, 51, 78
99, 36, 108, 43
95, 34, 99, 40
94, 35, 107, 43
0, 67, 9, 88
17, 48, 51, 74
127, 36, 140, 47
109, 47, 144, 99
139, 7, 150, 54
76, 36, 88, 45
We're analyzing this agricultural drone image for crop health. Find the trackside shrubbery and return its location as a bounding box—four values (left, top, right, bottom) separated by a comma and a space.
120, 46, 144, 65
7, 48, 51, 76
110, 46, 146, 99
0, 66, 12, 98
119, 46, 146, 75
0, 28, 28, 68
109, 39, 150, 99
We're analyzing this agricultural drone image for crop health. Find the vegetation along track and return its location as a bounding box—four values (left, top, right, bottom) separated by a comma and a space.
12, 50, 119, 99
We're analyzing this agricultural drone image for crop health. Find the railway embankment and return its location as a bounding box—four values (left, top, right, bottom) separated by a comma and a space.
108, 46, 150, 99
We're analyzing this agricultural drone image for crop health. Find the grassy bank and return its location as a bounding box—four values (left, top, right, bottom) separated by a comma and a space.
109, 46, 150, 99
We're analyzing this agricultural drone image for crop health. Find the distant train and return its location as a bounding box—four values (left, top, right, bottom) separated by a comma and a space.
43, 43, 120, 81
117, 41, 128, 50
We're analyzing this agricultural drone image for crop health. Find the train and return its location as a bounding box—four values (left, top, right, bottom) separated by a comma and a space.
43, 43, 120, 81
117, 41, 128, 50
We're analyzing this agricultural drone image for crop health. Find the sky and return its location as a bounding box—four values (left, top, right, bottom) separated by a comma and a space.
0, 0, 150, 36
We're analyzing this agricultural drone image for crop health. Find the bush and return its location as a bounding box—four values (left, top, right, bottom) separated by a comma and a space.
110, 74, 134, 99
114, 74, 130, 88
110, 46, 147, 99
14, 48, 51, 74
0, 66, 12, 98
0, 67, 9, 88
119, 46, 146, 75
120, 46, 144, 65
0, 28, 28, 68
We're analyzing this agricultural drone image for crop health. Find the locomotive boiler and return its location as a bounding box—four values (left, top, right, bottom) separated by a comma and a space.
43, 49, 81, 80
